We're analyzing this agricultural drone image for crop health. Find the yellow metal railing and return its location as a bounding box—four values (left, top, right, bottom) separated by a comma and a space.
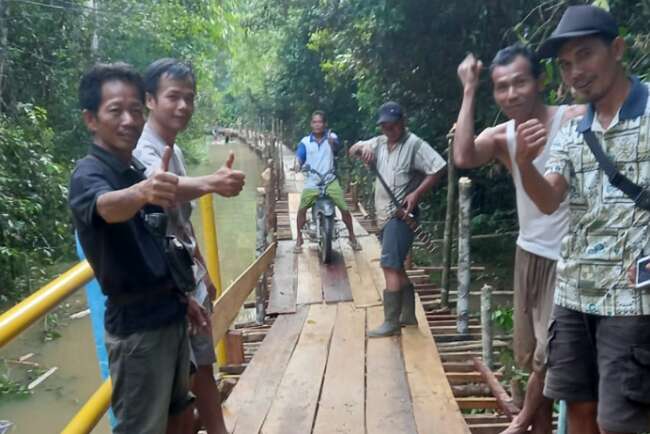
0, 192, 252, 433
0, 261, 94, 348
60, 379, 112, 434
198, 194, 228, 366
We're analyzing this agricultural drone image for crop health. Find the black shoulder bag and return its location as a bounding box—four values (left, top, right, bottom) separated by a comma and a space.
583, 130, 650, 211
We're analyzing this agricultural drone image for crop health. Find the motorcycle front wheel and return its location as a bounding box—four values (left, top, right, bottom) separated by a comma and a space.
319, 213, 334, 264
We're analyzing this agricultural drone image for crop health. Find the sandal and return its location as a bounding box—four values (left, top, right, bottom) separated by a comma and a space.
293, 244, 303, 254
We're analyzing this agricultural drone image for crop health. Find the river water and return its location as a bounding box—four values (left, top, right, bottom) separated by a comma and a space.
0, 137, 262, 433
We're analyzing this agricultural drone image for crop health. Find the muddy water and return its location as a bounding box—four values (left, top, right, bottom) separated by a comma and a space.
0, 137, 262, 433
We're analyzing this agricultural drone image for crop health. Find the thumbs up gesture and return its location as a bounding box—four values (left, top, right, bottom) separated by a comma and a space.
140, 146, 179, 208
210, 151, 246, 197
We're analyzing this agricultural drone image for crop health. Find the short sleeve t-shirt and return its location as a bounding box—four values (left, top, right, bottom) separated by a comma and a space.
69, 144, 186, 336
359, 131, 446, 227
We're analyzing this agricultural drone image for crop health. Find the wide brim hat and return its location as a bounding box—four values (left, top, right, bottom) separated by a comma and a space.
538, 5, 618, 59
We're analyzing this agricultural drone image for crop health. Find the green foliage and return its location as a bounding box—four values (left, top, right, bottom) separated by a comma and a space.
0, 105, 71, 302
492, 307, 514, 332
0, 366, 30, 400
0, 0, 230, 305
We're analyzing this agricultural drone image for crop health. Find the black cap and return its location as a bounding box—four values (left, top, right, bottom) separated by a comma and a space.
376, 101, 404, 125
538, 5, 618, 59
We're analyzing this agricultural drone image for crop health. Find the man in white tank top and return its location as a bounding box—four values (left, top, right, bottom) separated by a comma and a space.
453, 44, 584, 434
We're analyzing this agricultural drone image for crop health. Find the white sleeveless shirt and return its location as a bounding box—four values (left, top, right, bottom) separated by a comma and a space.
505, 106, 570, 261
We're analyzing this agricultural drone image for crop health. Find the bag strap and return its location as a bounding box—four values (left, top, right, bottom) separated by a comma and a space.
583, 130, 645, 202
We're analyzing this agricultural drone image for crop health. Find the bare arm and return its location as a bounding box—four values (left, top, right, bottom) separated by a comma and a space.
403, 170, 446, 216
453, 53, 503, 168
174, 151, 245, 202
97, 147, 178, 223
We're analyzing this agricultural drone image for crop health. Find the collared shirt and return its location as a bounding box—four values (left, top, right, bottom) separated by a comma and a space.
296, 130, 340, 189
359, 130, 446, 228
69, 144, 186, 336
545, 76, 650, 316
133, 123, 208, 303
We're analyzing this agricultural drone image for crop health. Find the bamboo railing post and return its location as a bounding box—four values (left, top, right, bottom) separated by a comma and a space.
456, 177, 472, 335
350, 182, 359, 212
481, 284, 493, 368
255, 187, 268, 324
441, 127, 457, 308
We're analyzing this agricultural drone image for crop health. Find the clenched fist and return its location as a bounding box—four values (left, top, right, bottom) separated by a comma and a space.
515, 119, 547, 167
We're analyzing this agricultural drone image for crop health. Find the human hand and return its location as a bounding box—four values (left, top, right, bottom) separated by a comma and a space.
187, 297, 211, 335
457, 53, 483, 92
350, 142, 374, 165
212, 151, 246, 197
401, 192, 419, 219
138, 146, 179, 208
515, 119, 547, 167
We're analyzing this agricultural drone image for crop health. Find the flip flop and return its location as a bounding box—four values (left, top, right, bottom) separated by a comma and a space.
293, 244, 303, 254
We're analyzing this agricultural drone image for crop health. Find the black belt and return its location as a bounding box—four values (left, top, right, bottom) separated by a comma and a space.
109, 287, 177, 306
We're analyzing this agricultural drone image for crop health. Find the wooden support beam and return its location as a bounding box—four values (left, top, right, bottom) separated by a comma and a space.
225, 331, 245, 365
473, 357, 520, 420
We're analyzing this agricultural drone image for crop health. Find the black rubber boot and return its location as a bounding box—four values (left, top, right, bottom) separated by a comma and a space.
400, 283, 418, 327
368, 290, 402, 338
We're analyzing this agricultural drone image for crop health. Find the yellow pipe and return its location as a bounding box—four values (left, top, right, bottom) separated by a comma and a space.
198, 194, 228, 366
60, 379, 112, 434
0, 260, 94, 348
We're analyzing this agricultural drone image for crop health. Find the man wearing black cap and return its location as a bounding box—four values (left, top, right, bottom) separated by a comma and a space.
349, 102, 446, 337
517, 5, 650, 434
454, 43, 584, 434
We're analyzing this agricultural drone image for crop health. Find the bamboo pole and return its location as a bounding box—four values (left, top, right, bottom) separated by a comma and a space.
255, 187, 267, 324
441, 126, 457, 307
481, 284, 493, 368
456, 177, 471, 335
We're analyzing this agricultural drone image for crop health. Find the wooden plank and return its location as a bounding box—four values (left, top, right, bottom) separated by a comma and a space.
336, 207, 369, 238
288, 192, 300, 240
211, 243, 276, 343
312, 303, 365, 434
366, 306, 418, 434
341, 242, 381, 307
261, 304, 337, 434
358, 236, 385, 298
267, 241, 298, 314
401, 294, 471, 434
225, 331, 245, 365
457, 397, 499, 410
320, 241, 353, 303
225, 306, 309, 433
296, 247, 322, 305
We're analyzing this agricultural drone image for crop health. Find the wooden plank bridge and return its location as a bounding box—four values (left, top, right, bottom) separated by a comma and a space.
220, 143, 484, 434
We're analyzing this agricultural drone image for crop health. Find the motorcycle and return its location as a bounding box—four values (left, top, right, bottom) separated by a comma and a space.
302, 164, 337, 264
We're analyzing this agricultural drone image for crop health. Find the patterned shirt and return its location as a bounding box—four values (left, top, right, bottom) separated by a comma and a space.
545, 76, 650, 316
359, 130, 446, 228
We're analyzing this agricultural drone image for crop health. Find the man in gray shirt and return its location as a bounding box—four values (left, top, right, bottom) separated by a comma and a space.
350, 102, 446, 337
134, 58, 245, 434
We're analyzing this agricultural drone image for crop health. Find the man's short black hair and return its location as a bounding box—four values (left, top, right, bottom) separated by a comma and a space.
79, 62, 145, 114
490, 43, 543, 79
311, 110, 327, 123
144, 58, 196, 96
